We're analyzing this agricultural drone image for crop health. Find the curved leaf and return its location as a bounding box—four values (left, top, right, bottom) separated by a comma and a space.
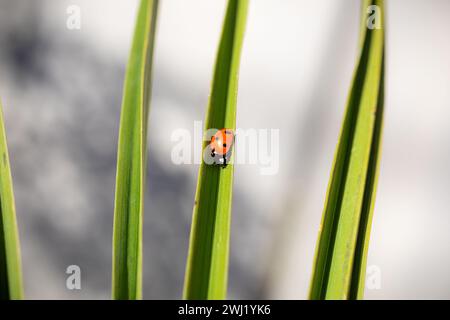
0, 100, 23, 300
112, 0, 159, 300
309, 0, 385, 300
183, 0, 249, 300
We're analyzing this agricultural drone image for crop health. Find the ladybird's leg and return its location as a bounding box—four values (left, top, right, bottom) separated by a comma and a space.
211, 148, 215, 157
223, 155, 227, 167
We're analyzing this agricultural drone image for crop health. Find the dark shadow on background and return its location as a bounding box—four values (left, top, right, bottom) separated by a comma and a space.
0, 0, 260, 299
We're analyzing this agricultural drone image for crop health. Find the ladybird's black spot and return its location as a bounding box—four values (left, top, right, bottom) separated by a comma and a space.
223, 143, 227, 147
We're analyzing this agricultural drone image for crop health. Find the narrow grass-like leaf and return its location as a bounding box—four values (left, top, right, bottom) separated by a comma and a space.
112, 0, 158, 300
0, 100, 24, 300
183, 0, 249, 300
309, 0, 385, 300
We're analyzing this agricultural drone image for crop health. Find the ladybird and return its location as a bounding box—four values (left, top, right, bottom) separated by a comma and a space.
209, 128, 235, 166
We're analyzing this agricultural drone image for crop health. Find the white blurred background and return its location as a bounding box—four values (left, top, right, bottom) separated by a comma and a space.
0, 0, 449, 299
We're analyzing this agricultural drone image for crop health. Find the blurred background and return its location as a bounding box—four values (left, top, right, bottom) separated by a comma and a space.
0, 0, 449, 299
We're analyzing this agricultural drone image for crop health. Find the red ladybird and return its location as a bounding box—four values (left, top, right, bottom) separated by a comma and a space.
209, 129, 235, 166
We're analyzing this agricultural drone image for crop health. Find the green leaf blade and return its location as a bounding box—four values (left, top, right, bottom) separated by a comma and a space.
183, 0, 249, 300
309, 0, 385, 300
112, 0, 158, 300
0, 100, 24, 300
